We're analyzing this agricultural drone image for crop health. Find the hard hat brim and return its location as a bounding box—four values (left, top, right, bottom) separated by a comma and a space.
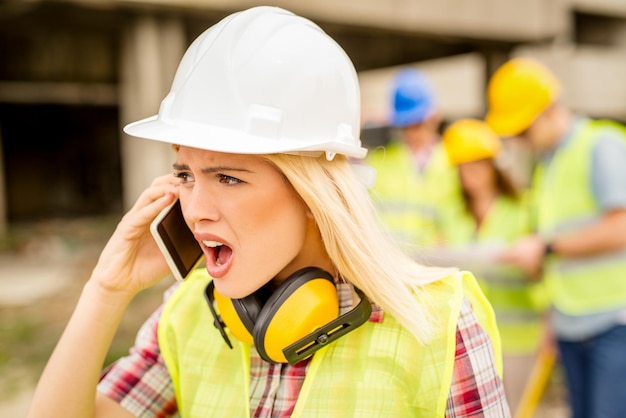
124, 115, 368, 159
485, 108, 535, 137
391, 107, 434, 128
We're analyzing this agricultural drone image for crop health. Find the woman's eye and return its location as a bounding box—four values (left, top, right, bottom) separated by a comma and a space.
174, 171, 194, 184
218, 174, 243, 185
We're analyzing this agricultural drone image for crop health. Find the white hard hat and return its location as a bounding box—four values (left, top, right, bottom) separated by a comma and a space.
124, 6, 367, 160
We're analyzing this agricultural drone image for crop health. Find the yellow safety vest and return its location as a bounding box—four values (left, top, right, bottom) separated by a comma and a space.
158, 269, 501, 417
535, 118, 626, 314
366, 140, 461, 249
439, 195, 547, 355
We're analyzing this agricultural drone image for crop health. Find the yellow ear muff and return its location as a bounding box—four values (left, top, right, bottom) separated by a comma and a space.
205, 267, 350, 364
213, 289, 256, 345
253, 267, 338, 363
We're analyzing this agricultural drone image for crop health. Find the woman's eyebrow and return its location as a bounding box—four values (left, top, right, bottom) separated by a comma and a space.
172, 163, 189, 170
172, 162, 252, 174
201, 166, 253, 174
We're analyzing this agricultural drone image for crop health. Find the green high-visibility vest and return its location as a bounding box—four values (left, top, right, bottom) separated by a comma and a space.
366, 140, 461, 249
158, 269, 501, 417
439, 195, 548, 355
535, 118, 626, 315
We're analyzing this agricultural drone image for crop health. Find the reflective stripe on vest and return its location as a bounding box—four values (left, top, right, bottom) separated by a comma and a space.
157, 269, 500, 417
366, 140, 460, 248
535, 119, 626, 314
439, 195, 547, 354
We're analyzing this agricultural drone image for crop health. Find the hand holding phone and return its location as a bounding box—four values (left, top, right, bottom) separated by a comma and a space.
150, 200, 204, 281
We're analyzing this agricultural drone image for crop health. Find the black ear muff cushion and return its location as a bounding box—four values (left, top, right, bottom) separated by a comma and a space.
253, 267, 338, 363
231, 293, 265, 336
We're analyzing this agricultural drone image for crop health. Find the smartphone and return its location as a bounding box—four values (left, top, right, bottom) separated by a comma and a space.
150, 199, 204, 281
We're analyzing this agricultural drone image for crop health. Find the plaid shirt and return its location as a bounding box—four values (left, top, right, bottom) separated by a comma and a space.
99, 282, 509, 417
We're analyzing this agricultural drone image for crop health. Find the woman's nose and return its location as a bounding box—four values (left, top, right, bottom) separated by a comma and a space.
181, 185, 220, 225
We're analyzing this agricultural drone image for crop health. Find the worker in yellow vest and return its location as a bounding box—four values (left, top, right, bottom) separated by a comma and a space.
366, 68, 461, 251
28, 7, 510, 417
433, 118, 548, 415
487, 57, 626, 418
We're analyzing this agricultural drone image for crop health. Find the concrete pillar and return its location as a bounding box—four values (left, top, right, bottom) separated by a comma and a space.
0, 125, 7, 247
611, 24, 626, 48
119, 14, 186, 209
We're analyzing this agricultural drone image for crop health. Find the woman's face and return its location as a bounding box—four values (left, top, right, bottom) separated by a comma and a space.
175, 147, 326, 299
457, 159, 497, 196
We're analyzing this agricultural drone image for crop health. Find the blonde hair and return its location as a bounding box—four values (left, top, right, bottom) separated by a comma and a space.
264, 153, 457, 343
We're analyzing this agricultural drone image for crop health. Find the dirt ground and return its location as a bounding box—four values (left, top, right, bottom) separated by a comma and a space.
0, 217, 570, 417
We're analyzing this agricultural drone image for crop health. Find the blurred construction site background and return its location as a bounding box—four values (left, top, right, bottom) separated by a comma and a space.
2, 0, 626, 415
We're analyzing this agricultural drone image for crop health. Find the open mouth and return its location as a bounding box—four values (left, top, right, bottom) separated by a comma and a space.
203, 240, 233, 267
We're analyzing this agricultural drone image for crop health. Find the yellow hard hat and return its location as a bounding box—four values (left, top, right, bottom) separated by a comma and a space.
485, 57, 561, 136
442, 118, 502, 166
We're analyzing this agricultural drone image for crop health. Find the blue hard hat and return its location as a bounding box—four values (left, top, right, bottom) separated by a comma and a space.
390, 68, 436, 127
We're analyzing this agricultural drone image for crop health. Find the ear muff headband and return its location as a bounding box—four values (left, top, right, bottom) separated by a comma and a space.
204, 281, 233, 348
205, 266, 372, 364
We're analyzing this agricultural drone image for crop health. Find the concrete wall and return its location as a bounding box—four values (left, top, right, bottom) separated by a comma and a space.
573, 0, 626, 16
513, 45, 626, 121
113, 0, 567, 40
359, 53, 486, 125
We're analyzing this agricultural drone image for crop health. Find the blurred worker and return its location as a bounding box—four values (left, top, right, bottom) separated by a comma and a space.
435, 118, 547, 414
487, 57, 626, 418
366, 68, 460, 251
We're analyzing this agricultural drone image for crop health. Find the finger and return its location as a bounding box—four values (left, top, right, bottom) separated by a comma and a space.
131, 183, 179, 212
139, 191, 177, 221
151, 173, 181, 187
130, 174, 180, 209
